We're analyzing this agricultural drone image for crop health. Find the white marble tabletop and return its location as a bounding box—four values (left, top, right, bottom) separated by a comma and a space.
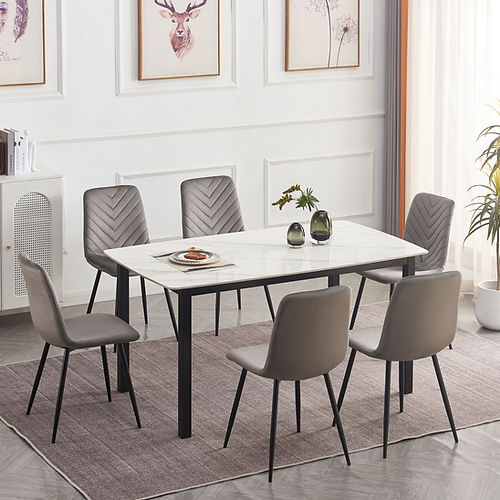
104, 221, 427, 291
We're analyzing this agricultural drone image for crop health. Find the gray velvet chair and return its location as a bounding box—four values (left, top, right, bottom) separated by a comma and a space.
337, 271, 461, 458
84, 185, 178, 340
350, 192, 455, 329
19, 253, 141, 443
181, 176, 275, 335
223, 286, 352, 482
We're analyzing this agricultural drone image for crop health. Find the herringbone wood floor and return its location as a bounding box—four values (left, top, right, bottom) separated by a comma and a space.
0, 275, 499, 499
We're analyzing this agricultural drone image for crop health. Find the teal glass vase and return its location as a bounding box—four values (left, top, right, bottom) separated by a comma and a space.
310, 210, 332, 245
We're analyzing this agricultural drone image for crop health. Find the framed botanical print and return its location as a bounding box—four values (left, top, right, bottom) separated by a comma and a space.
0, 0, 45, 86
286, 0, 359, 72
138, 0, 220, 81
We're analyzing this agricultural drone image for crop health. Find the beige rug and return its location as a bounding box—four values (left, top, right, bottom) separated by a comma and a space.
0, 302, 499, 500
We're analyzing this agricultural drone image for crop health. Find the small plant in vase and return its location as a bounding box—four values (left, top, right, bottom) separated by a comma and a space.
466, 104, 500, 329
272, 185, 332, 246
272, 184, 319, 212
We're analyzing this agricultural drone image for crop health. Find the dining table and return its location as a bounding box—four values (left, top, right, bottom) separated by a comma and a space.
104, 220, 427, 439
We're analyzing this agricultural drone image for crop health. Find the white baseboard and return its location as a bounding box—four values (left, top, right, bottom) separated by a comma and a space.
0, 280, 166, 316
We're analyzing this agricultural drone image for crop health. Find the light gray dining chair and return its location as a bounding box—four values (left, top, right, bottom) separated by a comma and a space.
19, 253, 141, 443
350, 192, 455, 330
337, 271, 461, 458
84, 185, 178, 340
223, 286, 352, 482
181, 176, 275, 336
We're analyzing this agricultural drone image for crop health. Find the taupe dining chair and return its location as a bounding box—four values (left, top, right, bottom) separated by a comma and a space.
223, 287, 351, 482
19, 253, 141, 443
350, 192, 455, 329
181, 176, 275, 335
84, 185, 178, 340
337, 271, 461, 458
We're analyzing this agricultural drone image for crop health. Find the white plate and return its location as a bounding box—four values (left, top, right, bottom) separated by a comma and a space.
169, 250, 220, 266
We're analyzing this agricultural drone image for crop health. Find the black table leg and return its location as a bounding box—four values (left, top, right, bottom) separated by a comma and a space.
116, 264, 130, 393
178, 291, 192, 439
402, 256, 415, 394
328, 274, 339, 287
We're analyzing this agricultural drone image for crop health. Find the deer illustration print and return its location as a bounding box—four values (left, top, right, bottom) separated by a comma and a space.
155, 0, 208, 60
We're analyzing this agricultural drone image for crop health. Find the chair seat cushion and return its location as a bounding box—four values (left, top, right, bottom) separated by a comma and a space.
348, 326, 383, 358
361, 267, 442, 285
86, 254, 138, 278
64, 314, 140, 349
226, 343, 269, 377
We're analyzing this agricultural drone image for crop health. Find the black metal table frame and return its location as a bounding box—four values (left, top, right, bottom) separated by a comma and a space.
114, 255, 416, 439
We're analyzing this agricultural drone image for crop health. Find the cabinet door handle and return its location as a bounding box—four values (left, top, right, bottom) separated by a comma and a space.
6, 245, 11, 249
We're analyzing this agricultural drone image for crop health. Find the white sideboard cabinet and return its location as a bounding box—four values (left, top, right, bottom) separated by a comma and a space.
0, 169, 63, 310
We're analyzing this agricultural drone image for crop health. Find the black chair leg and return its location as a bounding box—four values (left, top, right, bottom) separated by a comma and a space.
140, 277, 148, 325
101, 346, 112, 402
432, 354, 458, 443
163, 288, 179, 341
118, 344, 141, 428
324, 373, 351, 465
263, 285, 275, 322
87, 270, 102, 314
223, 369, 247, 448
215, 292, 221, 336
268, 380, 280, 482
349, 277, 366, 330
52, 348, 71, 443
27, 342, 50, 415
295, 380, 301, 433
398, 361, 404, 413
236, 289, 242, 310
383, 361, 392, 458
449, 344, 453, 350
333, 349, 357, 426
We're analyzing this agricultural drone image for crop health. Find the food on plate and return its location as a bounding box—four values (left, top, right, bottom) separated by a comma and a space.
184, 251, 207, 261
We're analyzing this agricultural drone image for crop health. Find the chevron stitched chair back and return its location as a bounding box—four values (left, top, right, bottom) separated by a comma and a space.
180, 176, 245, 238
83, 185, 150, 277
403, 192, 454, 272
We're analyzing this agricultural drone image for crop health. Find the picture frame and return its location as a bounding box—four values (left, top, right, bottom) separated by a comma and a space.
0, 0, 46, 87
286, 0, 360, 72
138, 0, 220, 81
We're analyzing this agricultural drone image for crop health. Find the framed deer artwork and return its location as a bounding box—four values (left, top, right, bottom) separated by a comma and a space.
0, 0, 45, 86
286, 0, 359, 72
138, 0, 220, 81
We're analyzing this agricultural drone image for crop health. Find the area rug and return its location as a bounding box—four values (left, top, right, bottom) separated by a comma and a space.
1, 302, 500, 500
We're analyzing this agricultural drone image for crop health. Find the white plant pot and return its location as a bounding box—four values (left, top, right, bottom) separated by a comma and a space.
475, 280, 500, 330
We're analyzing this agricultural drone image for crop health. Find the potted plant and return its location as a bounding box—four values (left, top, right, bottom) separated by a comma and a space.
272, 185, 331, 246
465, 106, 500, 329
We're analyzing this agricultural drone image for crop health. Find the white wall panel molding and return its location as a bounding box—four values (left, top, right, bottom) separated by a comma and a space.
264, 151, 375, 227
0, 0, 65, 102
35, 111, 385, 145
114, 0, 238, 97
1, 0, 387, 305
116, 163, 237, 241
263, 0, 375, 86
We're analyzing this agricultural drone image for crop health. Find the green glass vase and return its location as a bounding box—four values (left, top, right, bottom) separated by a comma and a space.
310, 210, 332, 245
287, 222, 305, 248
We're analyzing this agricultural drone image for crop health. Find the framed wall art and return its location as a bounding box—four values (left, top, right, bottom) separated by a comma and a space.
138, 0, 220, 81
0, 0, 45, 86
286, 0, 359, 72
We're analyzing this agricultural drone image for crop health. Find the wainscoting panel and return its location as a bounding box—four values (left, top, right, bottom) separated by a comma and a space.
0, 0, 64, 101
116, 164, 237, 241
115, 0, 237, 96
265, 151, 374, 227
264, 0, 375, 86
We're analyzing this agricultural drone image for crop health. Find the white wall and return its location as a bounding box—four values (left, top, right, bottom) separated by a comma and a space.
0, 0, 386, 305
